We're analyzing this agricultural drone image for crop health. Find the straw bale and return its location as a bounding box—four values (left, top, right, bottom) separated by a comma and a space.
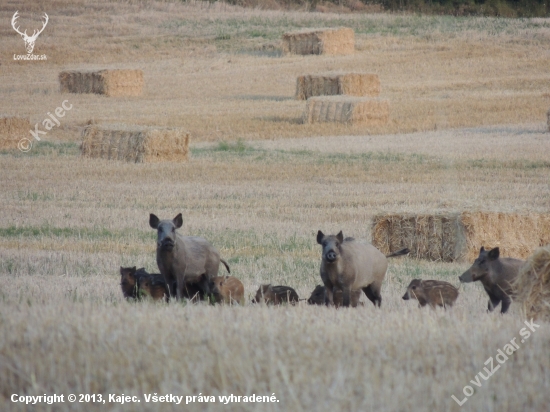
0, 116, 31, 150
372, 212, 550, 262
282, 28, 354, 55
80, 124, 189, 163
304, 96, 389, 125
513, 245, 550, 322
59, 69, 143, 97
296, 73, 380, 100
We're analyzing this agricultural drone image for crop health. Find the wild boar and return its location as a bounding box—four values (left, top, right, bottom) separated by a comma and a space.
119, 266, 149, 300
138, 274, 169, 302
307, 285, 363, 307
317, 230, 409, 307
149, 213, 230, 300
402, 279, 459, 308
253, 284, 299, 305
210, 276, 245, 305
459, 246, 524, 314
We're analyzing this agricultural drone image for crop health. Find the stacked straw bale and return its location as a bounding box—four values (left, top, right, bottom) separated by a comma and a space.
304, 96, 389, 125
282, 28, 354, 55
0, 116, 31, 150
59, 70, 143, 97
81, 124, 189, 163
371, 212, 550, 262
513, 245, 550, 322
296, 73, 380, 100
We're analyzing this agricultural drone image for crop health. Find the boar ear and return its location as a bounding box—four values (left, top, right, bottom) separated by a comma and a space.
173, 213, 183, 229
488, 247, 500, 260
119, 266, 124, 275
336, 231, 344, 244
149, 214, 159, 229
317, 230, 324, 244
480, 246, 485, 254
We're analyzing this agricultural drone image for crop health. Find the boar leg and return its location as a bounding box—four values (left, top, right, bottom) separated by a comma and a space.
362, 284, 382, 307
196, 273, 212, 301
487, 294, 500, 312
500, 296, 512, 314
324, 284, 335, 306
342, 286, 352, 307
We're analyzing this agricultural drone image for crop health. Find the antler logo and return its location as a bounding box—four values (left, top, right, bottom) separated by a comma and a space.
11, 11, 49, 54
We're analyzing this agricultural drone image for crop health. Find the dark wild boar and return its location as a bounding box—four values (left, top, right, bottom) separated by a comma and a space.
253, 284, 299, 305
459, 246, 524, 314
307, 285, 363, 307
210, 276, 245, 305
317, 230, 409, 307
402, 279, 459, 308
119, 266, 149, 300
149, 213, 230, 300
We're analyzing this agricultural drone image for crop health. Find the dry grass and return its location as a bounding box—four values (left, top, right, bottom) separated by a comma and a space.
1, 1, 550, 411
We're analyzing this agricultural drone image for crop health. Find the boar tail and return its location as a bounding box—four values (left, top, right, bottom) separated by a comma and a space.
386, 248, 410, 258
221, 258, 231, 274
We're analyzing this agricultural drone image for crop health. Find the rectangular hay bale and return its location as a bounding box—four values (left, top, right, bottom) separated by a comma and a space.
282, 28, 354, 55
296, 73, 380, 100
59, 69, 143, 97
372, 212, 550, 262
304, 96, 389, 125
0, 116, 31, 150
80, 124, 189, 163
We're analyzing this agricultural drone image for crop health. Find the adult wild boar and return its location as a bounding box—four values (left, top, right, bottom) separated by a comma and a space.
402, 279, 459, 309
459, 246, 524, 314
149, 213, 230, 300
317, 230, 409, 307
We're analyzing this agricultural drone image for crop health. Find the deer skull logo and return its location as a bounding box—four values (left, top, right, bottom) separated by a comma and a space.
11, 11, 49, 54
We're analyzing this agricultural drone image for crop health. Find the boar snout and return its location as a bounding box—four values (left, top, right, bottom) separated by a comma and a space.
159, 238, 175, 251
402, 292, 409, 300
459, 270, 473, 283
325, 250, 337, 262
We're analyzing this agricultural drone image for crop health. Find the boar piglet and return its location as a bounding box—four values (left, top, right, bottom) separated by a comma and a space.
402, 279, 459, 309
253, 284, 299, 305
210, 276, 245, 305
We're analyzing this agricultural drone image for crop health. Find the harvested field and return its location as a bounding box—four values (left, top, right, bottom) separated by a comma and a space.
81, 124, 189, 163
1, 1, 550, 411
304, 95, 389, 125
282, 27, 354, 55
372, 212, 550, 262
0, 116, 31, 150
296, 72, 380, 100
59, 69, 143, 97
